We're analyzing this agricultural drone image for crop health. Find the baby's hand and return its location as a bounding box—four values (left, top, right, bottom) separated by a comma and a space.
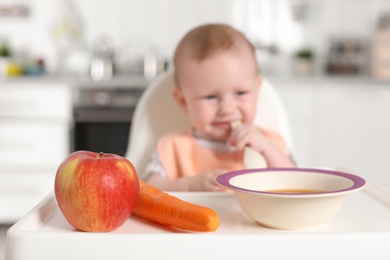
229, 123, 269, 153
189, 169, 227, 192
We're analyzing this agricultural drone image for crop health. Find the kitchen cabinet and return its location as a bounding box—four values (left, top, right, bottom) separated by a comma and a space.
273, 81, 320, 167
314, 84, 382, 182
0, 82, 72, 223
273, 78, 389, 191
378, 90, 390, 189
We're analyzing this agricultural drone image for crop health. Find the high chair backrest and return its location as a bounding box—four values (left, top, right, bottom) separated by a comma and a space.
125, 69, 295, 175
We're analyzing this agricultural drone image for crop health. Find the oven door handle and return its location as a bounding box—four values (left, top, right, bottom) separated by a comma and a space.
74, 109, 134, 123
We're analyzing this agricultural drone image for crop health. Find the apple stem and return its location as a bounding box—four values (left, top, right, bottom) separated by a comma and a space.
99, 152, 103, 158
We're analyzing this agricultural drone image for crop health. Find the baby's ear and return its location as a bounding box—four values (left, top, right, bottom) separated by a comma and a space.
256, 75, 263, 90
172, 87, 188, 113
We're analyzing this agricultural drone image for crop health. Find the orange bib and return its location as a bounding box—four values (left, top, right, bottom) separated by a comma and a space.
157, 127, 287, 180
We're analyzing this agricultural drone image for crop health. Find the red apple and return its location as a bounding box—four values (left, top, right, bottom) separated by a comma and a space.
54, 150, 140, 232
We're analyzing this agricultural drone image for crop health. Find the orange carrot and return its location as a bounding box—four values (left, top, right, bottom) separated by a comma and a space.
132, 180, 220, 232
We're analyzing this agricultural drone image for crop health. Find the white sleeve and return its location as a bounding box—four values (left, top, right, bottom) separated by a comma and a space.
142, 150, 167, 180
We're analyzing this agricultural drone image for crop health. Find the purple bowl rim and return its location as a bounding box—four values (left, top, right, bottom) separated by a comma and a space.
216, 168, 366, 195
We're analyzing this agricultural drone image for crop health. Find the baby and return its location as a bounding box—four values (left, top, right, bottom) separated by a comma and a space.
144, 24, 295, 191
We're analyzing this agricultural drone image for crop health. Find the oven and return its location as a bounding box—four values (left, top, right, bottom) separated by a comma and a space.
72, 86, 145, 156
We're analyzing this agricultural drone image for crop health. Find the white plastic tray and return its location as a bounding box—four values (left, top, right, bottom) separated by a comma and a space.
6, 183, 390, 260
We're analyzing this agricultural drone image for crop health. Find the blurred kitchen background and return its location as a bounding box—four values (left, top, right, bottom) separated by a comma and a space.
1, 0, 390, 253
0, 0, 389, 78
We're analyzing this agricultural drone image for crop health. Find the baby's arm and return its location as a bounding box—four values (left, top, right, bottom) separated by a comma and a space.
229, 123, 295, 168
144, 148, 226, 191
146, 170, 227, 192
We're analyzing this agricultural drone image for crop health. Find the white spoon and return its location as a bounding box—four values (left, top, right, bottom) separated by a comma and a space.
230, 121, 267, 169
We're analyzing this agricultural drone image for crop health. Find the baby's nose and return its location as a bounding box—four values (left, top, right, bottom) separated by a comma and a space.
218, 98, 235, 114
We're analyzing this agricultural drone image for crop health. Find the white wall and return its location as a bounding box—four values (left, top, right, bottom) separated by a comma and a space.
0, 0, 389, 73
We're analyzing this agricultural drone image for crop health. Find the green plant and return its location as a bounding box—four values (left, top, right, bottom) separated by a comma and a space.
295, 48, 314, 59
0, 43, 10, 57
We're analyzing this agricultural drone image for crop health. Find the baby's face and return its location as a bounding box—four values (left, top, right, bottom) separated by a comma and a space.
174, 48, 261, 141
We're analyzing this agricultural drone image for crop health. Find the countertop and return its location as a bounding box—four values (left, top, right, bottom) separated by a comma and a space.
1, 73, 389, 89
0, 74, 152, 89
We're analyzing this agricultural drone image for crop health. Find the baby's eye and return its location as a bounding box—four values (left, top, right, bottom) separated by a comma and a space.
236, 91, 248, 96
204, 95, 217, 100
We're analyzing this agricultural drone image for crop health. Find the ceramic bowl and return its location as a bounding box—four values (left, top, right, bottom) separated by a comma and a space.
216, 168, 366, 230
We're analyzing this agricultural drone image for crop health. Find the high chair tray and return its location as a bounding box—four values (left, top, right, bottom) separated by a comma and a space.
6, 183, 390, 260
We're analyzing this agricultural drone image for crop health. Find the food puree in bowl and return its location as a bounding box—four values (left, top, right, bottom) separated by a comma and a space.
264, 189, 325, 194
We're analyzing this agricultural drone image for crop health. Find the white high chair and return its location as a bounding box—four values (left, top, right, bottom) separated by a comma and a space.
125, 69, 296, 177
